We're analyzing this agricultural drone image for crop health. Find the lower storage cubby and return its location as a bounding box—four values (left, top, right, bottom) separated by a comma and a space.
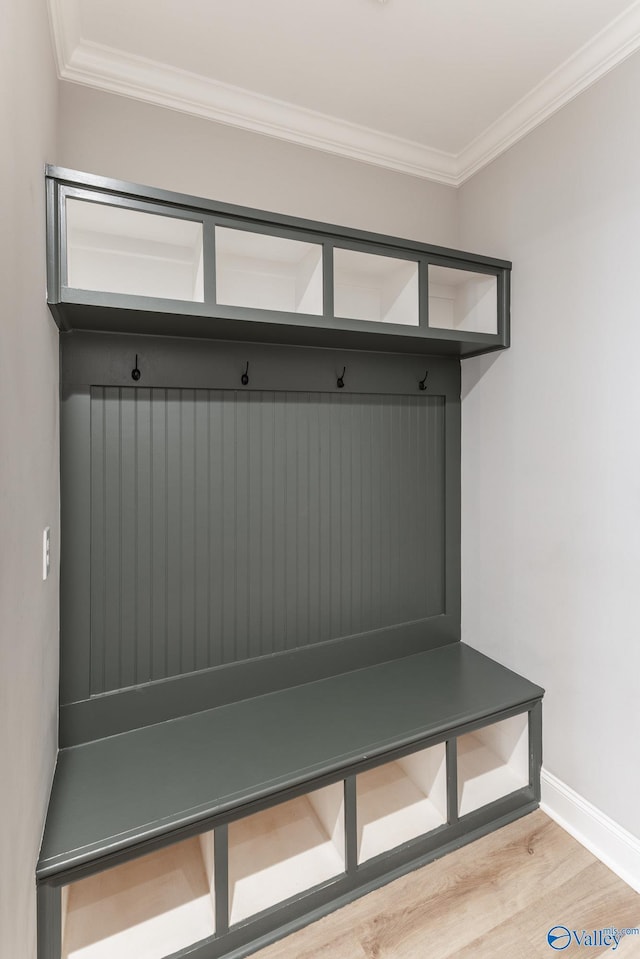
457, 712, 529, 816
60, 834, 215, 959
356, 744, 447, 863
228, 782, 345, 925
39, 646, 543, 959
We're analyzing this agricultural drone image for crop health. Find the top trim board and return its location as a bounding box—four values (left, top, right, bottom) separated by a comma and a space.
46, 165, 511, 271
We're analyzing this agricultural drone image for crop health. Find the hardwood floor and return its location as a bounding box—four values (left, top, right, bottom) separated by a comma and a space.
254, 811, 640, 958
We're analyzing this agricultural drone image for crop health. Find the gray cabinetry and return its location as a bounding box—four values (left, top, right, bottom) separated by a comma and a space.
37, 646, 543, 959
38, 168, 538, 959
46, 166, 510, 358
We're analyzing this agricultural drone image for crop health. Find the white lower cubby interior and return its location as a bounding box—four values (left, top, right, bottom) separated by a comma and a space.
61, 834, 215, 959
228, 782, 345, 925
356, 743, 447, 863
457, 712, 529, 816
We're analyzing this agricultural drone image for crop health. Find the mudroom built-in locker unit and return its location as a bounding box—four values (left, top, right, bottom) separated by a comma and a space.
37, 167, 544, 959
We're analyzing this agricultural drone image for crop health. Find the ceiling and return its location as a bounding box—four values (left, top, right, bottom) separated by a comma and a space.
49, 0, 640, 185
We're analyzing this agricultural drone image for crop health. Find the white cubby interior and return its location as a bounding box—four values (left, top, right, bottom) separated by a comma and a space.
333, 248, 419, 326
215, 226, 323, 315
356, 743, 447, 863
65, 198, 204, 302
428, 265, 497, 334
60, 834, 215, 959
457, 712, 529, 816
228, 782, 345, 925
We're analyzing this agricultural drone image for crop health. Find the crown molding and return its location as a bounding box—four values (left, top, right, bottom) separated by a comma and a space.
47, 0, 81, 71
61, 39, 460, 186
49, 0, 640, 187
457, 0, 640, 183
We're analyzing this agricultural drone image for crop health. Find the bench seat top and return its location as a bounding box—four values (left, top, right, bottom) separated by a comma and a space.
37, 642, 543, 880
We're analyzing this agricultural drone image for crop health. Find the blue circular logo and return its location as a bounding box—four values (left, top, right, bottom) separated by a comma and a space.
548, 926, 572, 950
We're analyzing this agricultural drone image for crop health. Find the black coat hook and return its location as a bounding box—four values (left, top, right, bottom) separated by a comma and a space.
241, 362, 249, 386
337, 367, 346, 389
131, 355, 141, 382
418, 370, 429, 391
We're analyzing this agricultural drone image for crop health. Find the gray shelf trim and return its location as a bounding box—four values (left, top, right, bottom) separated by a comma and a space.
53, 301, 507, 356
214, 826, 229, 938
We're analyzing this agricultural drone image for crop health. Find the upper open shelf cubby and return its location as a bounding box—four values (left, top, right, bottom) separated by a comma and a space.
46, 167, 511, 358
428, 265, 498, 335
66, 197, 205, 303
333, 248, 419, 327
215, 226, 323, 315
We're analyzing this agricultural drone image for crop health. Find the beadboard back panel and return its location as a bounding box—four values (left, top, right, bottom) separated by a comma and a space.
60, 333, 461, 744
89, 387, 445, 694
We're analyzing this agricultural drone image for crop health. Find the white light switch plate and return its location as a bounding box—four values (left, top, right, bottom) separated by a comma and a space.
43, 527, 50, 581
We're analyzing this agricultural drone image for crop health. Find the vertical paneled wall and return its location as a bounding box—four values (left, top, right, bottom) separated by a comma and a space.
60, 333, 460, 741
90, 388, 445, 694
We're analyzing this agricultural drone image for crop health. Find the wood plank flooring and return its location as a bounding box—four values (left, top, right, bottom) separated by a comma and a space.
255, 811, 640, 959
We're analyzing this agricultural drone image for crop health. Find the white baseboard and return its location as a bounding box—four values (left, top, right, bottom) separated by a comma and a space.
541, 768, 640, 894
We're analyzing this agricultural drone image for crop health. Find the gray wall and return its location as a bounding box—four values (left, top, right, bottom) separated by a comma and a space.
57, 83, 459, 249
0, 0, 60, 956
459, 50, 640, 837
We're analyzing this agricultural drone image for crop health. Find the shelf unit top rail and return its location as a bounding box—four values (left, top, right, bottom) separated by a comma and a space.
46, 165, 511, 272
